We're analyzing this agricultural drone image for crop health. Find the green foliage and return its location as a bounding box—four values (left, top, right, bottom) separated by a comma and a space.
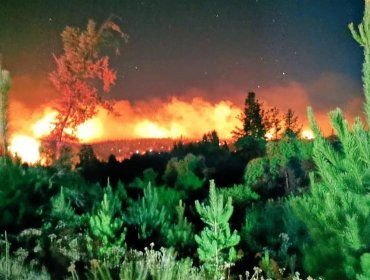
234, 136, 266, 160
157, 186, 185, 209
241, 200, 306, 274
0, 160, 51, 231
129, 168, 158, 189
244, 157, 269, 189
349, 3, 370, 123
290, 5, 370, 276
163, 154, 206, 191
41, 185, 87, 267
122, 247, 203, 280
126, 183, 168, 240
48, 167, 103, 212
259, 251, 276, 279
265, 137, 313, 194
50, 187, 77, 222
357, 253, 370, 280
161, 200, 195, 250
0, 232, 50, 279
195, 180, 240, 278
88, 182, 126, 267
291, 113, 370, 279
219, 184, 259, 208
267, 137, 312, 177
242, 202, 287, 253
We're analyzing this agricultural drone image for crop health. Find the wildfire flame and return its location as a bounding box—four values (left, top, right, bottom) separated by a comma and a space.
9, 109, 106, 164
302, 129, 314, 139
135, 120, 182, 138
9, 135, 40, 164
8, 97, 315, 164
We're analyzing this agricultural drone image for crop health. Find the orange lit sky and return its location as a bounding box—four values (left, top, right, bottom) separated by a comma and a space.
0, 0, 366, 142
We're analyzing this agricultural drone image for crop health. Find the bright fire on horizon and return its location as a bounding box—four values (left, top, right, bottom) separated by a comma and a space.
9, 99, 242, 163
8, 98, 315, 164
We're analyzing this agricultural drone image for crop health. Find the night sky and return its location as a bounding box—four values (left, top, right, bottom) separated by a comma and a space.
0, 0, 365, 123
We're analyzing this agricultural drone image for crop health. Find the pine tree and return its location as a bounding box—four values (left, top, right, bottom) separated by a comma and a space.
234, 92, 267, 159
50, 186, 76, 222
195, 180, 240, 279
161, 200, 194, 250
290, 2, 370, 279
88, 182, 126, 267
235, 92, 266, 139
264, 106, 282, 140
126, 183, 168, 240
283, 109, 301, 138
202, 130, 220, 146
0, 59, 11, 158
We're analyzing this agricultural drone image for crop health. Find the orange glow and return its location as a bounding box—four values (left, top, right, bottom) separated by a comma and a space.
302, 129, 314, 139
31, 109, 104, 142
9, 135, 40, 164
10, 95, 323, 164
9, 108, 105, 163
265, 132, 273, 140
76, 118, 104, 143
9, 98, 242, 163
32, 110, 57, 138
135, 120, 182, 138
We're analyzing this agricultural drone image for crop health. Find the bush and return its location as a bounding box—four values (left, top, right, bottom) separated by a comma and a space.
163, 154, 207, 191
0, 160, 51, 232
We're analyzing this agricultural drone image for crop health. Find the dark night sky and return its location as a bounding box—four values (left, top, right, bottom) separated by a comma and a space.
0, 0, 365, 120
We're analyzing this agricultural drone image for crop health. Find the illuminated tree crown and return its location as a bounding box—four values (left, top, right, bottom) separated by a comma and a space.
49, 19, 126, 144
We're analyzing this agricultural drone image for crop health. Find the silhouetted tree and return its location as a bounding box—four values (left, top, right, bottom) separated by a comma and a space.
77, 144, 101, 182
202, 130, 220, 146
283, 109, 302, 137
234, 92, 266, 159
79, 145, 98, 165
264, 106, 282, 140
234, 92, 266, 139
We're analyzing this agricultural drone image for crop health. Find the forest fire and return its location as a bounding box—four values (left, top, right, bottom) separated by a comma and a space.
8, 97, 317, 164
1, 1, 367, 277
8, 98, 242, 163
9, 134, 40, 164
135, 120, 182, 138
302, 129, 314, 139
